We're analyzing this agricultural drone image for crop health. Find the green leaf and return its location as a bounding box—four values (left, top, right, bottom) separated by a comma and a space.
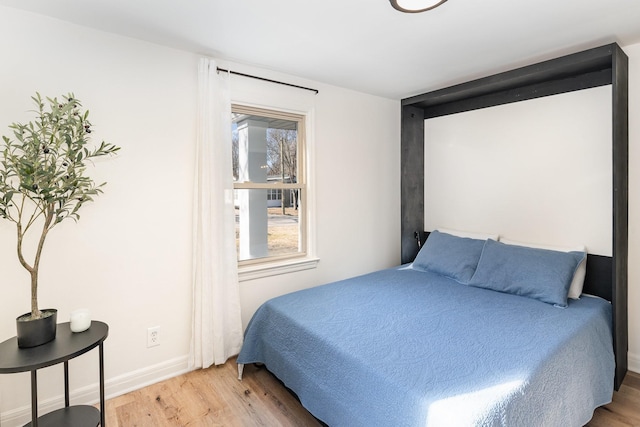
1, 91, 120, 246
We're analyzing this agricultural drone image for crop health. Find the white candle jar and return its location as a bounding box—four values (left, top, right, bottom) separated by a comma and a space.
70, 309, 91, 333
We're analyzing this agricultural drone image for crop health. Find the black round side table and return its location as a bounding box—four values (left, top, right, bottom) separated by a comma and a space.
0, 321, 108, 427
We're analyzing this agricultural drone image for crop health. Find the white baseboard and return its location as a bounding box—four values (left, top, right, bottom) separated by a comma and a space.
628, 351, 640, 374
0, 355, 192, 427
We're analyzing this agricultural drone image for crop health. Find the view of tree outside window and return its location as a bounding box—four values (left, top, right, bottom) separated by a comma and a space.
231, 105, 306, 263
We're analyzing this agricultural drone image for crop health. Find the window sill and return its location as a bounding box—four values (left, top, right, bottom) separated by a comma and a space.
238, 256, 320, 282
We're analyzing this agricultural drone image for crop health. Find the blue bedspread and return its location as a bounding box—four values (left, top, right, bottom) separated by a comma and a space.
237, 266, 614, 426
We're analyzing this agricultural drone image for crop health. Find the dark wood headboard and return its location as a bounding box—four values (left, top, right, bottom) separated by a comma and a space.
402, 43, 628, 389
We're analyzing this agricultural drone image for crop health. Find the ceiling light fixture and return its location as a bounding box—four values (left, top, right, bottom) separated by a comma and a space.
389, 0, 448, 13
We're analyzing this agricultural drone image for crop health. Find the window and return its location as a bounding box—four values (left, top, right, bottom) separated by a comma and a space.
231, 105, 307, 267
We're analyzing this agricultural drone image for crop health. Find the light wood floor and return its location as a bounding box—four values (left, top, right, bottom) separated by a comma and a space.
103, 359, 640, 426
103, 359, 322, 427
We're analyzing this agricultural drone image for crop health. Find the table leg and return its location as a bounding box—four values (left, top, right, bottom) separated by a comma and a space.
30, 370, 38, 427
64, 361, 70, 407
99, 342, 105, 426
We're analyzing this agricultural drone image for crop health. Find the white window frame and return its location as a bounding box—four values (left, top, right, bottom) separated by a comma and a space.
232, 103, 318, 281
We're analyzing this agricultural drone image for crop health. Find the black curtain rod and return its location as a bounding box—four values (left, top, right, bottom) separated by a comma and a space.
216, 67, 319, 94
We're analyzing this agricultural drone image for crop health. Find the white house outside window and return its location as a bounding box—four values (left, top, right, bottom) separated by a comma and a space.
231, 105, 307, 266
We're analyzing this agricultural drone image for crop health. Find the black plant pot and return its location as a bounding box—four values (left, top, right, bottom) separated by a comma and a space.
16, 309, 57, 348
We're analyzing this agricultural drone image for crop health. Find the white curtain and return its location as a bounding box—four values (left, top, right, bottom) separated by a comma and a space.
190, 58, 243, 369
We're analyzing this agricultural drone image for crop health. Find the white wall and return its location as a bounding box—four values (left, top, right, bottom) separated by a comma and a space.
0, 7, 198, 425
424, 86, 612, 255
0, 6, 400, 425
626, 41, 640, 374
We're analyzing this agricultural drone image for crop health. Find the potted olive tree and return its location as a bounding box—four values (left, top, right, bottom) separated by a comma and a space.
0, 93, 119, 347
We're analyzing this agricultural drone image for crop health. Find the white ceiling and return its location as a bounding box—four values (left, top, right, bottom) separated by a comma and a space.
1, 0, 640, 99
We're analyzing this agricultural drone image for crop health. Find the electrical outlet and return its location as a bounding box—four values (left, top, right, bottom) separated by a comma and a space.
147, 326, 160, 347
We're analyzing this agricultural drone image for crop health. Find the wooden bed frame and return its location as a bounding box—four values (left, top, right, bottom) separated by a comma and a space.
400, 43, 628, 389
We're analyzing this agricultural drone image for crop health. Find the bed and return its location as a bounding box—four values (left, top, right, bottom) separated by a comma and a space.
237, 231, 615, 426
237, 43, 628, 426
400, 43, 628, 390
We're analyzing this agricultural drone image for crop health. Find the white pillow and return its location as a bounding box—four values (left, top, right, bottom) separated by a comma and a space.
436, 227, 499, 241
498, 238, 587, 299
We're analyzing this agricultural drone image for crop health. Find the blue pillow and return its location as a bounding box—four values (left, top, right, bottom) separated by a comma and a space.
468, 239, 586, 307
412, 230, 487, 284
